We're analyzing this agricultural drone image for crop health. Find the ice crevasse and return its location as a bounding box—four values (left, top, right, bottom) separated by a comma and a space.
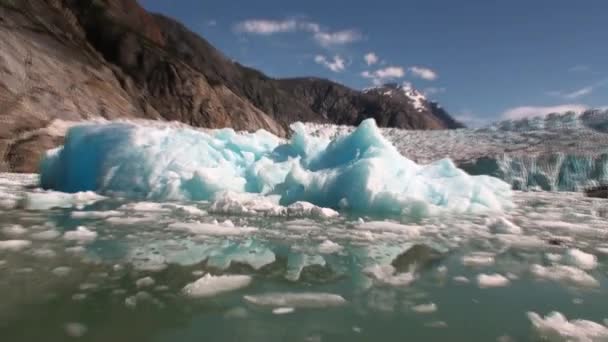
40, 119, 513, 216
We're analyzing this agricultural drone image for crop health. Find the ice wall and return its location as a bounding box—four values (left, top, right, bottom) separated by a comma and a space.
460, 153, 608, 191
40, 119, 512, 216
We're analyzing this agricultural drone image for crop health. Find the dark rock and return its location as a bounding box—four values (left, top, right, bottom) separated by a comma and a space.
585, 185, 608, 199
391, 244, 444, 273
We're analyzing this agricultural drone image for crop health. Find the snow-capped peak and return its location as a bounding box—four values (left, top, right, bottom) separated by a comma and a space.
362, 82, 430, 112
400, 82, 427, 111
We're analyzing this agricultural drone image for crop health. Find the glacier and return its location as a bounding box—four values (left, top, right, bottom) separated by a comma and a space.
303, 110, 608, 192
39, 119, 512, 216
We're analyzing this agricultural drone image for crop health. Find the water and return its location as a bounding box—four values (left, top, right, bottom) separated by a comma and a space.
1, 174, 608, 341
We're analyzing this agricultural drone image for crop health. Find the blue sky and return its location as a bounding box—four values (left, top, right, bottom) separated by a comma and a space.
140, 0, 607, 126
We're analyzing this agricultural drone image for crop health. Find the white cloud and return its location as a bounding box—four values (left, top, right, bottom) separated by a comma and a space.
361, 66, 405, 85
314, 55, 346, 72
409, 66, 438, 81
563, 86, 594, 99
207, 20, 217, 27
235, 19, 297, 35
235, 18, 361, 47
314, 30, 362, 47
502, 104, 588, 120
364, 52, 379, 66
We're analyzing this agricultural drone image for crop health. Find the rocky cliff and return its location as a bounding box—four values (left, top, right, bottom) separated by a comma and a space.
0, 0, 462, 173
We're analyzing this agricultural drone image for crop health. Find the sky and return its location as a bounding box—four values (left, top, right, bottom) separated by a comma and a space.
140, 0, 607, 126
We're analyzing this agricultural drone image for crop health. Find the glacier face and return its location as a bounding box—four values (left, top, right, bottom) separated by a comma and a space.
303, 111, 608, 191
39, 119, 512, 216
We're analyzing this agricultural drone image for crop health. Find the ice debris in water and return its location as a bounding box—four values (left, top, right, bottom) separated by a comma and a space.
168, 221, 258, 236
0, 240, 31, 252
24, 191, 104, 210
488, 217, 522, 235
136, 277, 155, 288
527, 311, 608, 342
1, 224, 27, 237
477, 273, 510, 288
182, 274, 252, 298
39, 119, 512, 217
563, 249, 598, 270
64, 322, 87, 338
462, 252, 495, 267
243, 292, 347, 308
412, 303, 437, 314
272, 307, 295, 315
63, 226, 97, 244
530, 264, 599, 287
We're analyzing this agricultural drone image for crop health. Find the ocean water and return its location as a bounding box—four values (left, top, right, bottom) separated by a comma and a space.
1, 174, 608, 341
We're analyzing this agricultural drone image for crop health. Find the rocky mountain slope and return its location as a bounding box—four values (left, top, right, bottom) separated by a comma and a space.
0, 0, 462, 173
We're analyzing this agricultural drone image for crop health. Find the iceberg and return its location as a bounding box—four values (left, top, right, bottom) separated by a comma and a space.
39, 119, 512, 216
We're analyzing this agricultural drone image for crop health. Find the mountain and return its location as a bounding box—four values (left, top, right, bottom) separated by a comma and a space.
0, 0, 462, 173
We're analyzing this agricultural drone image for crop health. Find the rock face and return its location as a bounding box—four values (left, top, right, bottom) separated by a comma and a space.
0, 0, 462, 173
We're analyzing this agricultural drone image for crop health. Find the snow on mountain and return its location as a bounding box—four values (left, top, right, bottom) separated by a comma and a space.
363, 83, 429, 112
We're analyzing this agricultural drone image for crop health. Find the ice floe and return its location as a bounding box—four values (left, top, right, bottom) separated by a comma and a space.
63, 226, 97, 244
243, 292, 347, 308
182, 274, 252, 298
563, 249, 598, 270
477, 273, 510, 288
527, 311, 608, 342
0, 239, 31, 252
530, 264, 599, 287
168, 221, 258, 236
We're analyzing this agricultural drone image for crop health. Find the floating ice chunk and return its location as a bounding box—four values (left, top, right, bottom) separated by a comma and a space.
166, 204, 206, 216
52, 266, 72, 277
39, 119, 512, 217
462, 252, 495, 267
1, 225, 27, 237
168, 222, 258, 236
488, 217, 522, 234
356, 221, 421, 238
63, 226, 97, 244
0, 240, 31, 251
363, 264, 417, 287
24, 191, 104, 210
71, 210, 122, 219
477, 273, 510, 288
136, 277, 155, 288
425, 321, 448, 328
30, 229, 61, 241
106, 216, 159, 225
318, 240, 343, 254
530, 264, 599, 287
563, 249, 598, 270
32, 248, 56, 258
119, 202, 170, 212
286, 254, 326, 281
286, 202, 339, 218
243, 292, 347, 308
527, 311, 608, 342
546, 253, 563, 263
207, 240, 276, 270
64, 322, 87, 338
453, 276, 470, 284
182, 274, 252, 298
272, 307, 295, 315
412, 303, 437, 314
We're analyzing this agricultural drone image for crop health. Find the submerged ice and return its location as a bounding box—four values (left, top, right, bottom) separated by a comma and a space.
39, 119, 512, 216
41, 120, 511, 216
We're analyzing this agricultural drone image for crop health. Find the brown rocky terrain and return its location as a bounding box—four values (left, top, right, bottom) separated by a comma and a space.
0, 0, 462, 173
